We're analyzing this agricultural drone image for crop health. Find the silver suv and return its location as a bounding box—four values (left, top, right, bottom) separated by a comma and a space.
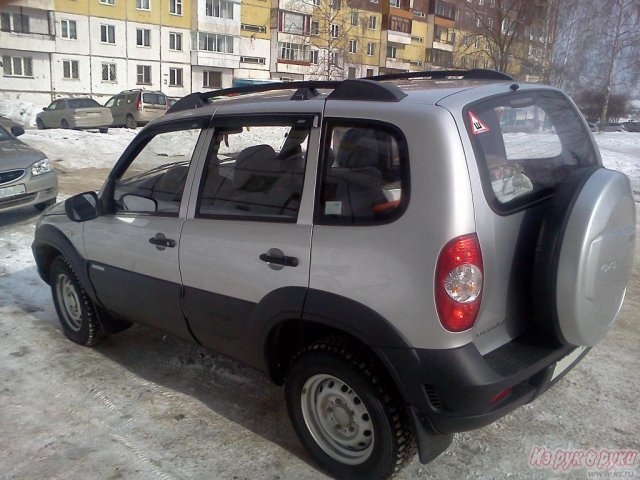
105, 89, 168, 128
32, 70, 636, 480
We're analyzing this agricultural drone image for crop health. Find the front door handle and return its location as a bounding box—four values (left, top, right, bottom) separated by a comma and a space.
259, 248, 298, 269
149, 232, 176, 249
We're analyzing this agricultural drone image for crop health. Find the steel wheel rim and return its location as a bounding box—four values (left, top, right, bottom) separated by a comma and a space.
56, 273, 83, 332
300, 374, 374, 465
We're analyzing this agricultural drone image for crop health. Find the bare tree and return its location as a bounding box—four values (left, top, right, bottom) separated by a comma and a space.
455, 0, 539, 74
595, 0, 640, 130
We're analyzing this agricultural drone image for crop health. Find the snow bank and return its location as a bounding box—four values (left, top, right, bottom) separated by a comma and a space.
0, 99, 43, 127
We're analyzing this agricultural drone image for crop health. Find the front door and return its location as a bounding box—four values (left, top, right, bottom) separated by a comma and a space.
179, 113, 320, 365
84, 118, 210, 340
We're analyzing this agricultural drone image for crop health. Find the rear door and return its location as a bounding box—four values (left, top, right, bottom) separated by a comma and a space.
84, 117, 210, 340
178, 112, 319, 366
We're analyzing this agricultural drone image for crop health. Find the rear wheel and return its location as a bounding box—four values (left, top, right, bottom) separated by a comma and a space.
285, 338, 416, 480
125, 115, 136, 129
61, 119, 69, 129
99, 127, 108, 134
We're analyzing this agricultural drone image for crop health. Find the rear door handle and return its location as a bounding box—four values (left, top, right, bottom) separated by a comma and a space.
149, 232, 176, 249
259, 248, 298, 268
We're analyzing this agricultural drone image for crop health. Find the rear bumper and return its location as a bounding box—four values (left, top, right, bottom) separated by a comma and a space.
71, 118, 111, 128
380, 334, 589, 435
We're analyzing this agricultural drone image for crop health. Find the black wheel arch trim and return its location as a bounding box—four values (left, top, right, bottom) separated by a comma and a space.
32, 224, 99, 305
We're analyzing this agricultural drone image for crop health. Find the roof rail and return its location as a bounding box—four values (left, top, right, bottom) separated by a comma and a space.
167, 79, 406, 114
366, 68, 515, 82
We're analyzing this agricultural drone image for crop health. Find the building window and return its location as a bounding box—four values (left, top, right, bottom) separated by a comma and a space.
203, 70, 221, 88
101, 62, 116, 82
389, 16, 410, 33
310, 20, 319, 36
434, 1, 456, 20
488, 17, 493, 29
370, 0, 378, 3
329, 51, 340, 66
351, 11, 358, 26
169, 0, 182, 15
169, 67, 183, 86
240, 56, 266, 65
100, 24, 115, 44
136, 28, 151, 47
99, 0, 115, 5
198, 32, 234, 53
367, 42, 375, 56
331, 0, 340, 9
368, 16, 376, 29
479, 0, 485, 4
0, 12, 29, 33
60, 19, 77, 39
62, 60, 79, 79
169, 31, 182, 50
241, 24, 267, 33
390, 0, 400, 7
490, 0, 496, 6
476, 16, 482, 28
348, 39, 357, 54
387, 46, 397, 59
310, 49, 319, 64
136, 64, 151, 84
278, 11, 309, 35
278, 42, 309, 62
136, 0, 150, 10
2, 55, 33, 77
206, 0, 233, 19
475, 37, 481, 48
330, 24, 340, 38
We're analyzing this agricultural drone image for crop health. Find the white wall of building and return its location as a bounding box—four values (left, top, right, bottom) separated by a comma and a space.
159, 26, 191, 65
88, 17, 127, 62
160, 62, 191, 97
0, 49, 52, 103
90, 56, 129, 101
191, 66, 234, 91
50, 53, 92, 97
125, 21, 161, 61
54, 13, 90, 55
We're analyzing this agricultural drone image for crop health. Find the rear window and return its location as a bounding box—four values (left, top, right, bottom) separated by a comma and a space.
68, 98, 101, 109
466, 91, 598, 211
142, 93, 167, 106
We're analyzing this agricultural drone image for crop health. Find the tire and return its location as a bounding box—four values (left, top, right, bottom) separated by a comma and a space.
61, 119, 69, 129
125, 115, 136, 129
99, 127, 108, 134
36, 118, 45, 130
50, 256, 104, 346
533, 166, 636, 346
285, 338, 416, 480
34, 198, 56, 212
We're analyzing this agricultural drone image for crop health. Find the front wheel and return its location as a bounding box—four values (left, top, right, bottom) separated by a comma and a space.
125, 115, 136, 129
99, 127, 108, 134
34, 198, 56, 212
50, 256, 103, 346
285, 339, 416, 480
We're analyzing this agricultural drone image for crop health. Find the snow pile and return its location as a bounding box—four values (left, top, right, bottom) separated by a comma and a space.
596, 132, 640, 195
0, 99, 42, 127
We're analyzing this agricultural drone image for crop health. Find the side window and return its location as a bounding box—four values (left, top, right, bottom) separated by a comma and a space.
196, 117, 312, 221
467, 91, 597, 208
105, 97, 116, 108
317, 121, 408, 225
113, 120, 206, 216
126, 93, 137, 104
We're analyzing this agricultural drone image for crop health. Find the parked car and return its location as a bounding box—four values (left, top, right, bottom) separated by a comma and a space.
105, 90, 168, 128
36, 98, 112, 133
623, 121, 640, 132
605, 122, 626, 132
0, 124, 57, 213
0, 115, 21, 131
32, 71, 636, 480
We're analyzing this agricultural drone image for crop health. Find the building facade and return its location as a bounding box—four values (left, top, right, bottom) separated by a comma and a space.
0, 0, 556, 106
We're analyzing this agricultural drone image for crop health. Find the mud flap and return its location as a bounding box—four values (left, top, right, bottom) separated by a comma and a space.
409, 407, 454, 464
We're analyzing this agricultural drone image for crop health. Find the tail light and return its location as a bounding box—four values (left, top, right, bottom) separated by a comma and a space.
435, 233, 483, 332
135, 96, 142, 111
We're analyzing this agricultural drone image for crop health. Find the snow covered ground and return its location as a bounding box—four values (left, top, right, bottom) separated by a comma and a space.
1, 126, 639, 479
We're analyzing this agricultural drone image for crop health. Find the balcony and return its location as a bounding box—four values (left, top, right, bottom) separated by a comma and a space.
387, 30, 411, 45
191, 50, 239, 69
0, 9, 55, 52
430, 1, 456, 21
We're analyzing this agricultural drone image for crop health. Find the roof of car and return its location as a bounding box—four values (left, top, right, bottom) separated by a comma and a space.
158, 70, 543, 125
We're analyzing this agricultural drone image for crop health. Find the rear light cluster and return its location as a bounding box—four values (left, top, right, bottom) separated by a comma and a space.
435, 234, 483, 332
135, 97, 142, 111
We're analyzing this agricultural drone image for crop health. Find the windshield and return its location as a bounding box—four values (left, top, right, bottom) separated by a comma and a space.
68, 98, 101, 109
142, 93, 167, 105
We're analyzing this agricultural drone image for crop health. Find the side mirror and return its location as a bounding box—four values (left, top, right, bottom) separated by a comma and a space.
10, 125, 24, 137
121, 194, 157, 213
65, 191, 99, 222
42, 107, 48, 111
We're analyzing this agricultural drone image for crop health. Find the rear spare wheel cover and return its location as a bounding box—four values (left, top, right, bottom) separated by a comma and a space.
543, 168, 635, 346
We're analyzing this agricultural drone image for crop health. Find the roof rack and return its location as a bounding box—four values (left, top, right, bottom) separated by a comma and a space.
167, 79, 407, 114
367, 68, 515, 82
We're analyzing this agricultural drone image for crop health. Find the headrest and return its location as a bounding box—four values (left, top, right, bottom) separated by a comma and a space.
335, 128, 380, 169
233, 144, 279, 190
